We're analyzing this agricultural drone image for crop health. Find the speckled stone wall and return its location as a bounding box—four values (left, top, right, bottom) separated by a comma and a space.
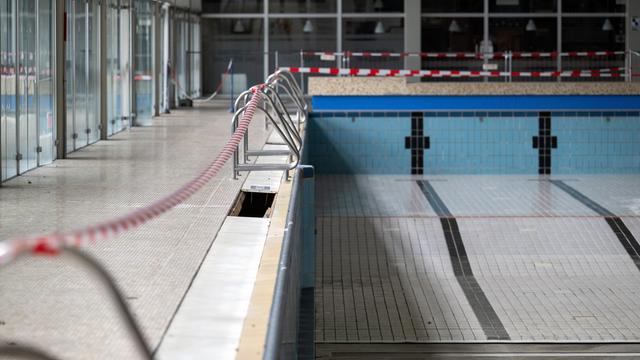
308, 77, 640, 96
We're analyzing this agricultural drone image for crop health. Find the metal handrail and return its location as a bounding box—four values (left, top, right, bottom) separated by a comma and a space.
232, 70, 307, 179
0, 248, 153, 360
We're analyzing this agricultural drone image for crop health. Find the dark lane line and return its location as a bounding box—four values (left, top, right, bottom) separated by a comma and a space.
417, 180, 511, 341
550, 180, 640, 270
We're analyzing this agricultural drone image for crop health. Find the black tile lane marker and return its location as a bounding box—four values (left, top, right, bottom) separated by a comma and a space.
416, 180, 511, 340
550, 180, 640, 270
405, 112, 430, 175
533, 112, 558, 175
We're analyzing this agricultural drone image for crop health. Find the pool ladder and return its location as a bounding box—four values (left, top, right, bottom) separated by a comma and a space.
231, 70, 308, 180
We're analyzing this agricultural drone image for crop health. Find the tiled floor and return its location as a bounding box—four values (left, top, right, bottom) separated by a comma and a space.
315, 175, 640, 343
0, 101, 269, 359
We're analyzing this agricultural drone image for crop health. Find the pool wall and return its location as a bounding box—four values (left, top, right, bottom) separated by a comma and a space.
307, 96, 640, 175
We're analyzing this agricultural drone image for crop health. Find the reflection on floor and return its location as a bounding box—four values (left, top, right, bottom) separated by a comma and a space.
315, 175, 640, 343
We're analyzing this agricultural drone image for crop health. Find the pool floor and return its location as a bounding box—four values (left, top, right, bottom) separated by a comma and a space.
315, 175, 640, 343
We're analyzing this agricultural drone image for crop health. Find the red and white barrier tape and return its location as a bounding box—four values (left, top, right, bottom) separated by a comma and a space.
281, 66, 626, 78
303, 50, 626, 59
0, 86, 263, 265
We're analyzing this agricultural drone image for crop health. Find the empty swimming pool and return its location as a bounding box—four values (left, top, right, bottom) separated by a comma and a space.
305, 95, 640, 358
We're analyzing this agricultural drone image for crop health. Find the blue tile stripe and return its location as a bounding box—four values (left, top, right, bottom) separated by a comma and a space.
312, 96, 640, 112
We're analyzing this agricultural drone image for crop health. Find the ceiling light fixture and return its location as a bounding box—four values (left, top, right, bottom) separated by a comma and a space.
233, 19, 245, 33
303, 19, 314, 33
448, 19, 461, 33
602, 18, 614, 31
374, 20, 385, 34
525, 19, 537, 32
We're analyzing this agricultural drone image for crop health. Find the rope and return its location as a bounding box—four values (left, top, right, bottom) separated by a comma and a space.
0, 86, 263, 265
172, 59, 233, 102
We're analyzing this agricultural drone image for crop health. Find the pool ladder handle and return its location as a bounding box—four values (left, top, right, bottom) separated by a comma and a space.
231, 70, 308, 180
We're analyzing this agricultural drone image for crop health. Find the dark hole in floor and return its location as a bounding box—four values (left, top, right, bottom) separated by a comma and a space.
229, 191, 276, 218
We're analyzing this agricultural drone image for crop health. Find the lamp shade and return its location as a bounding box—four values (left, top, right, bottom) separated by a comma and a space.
233, 20, 245, 33
448, 19, 461, 33
303, 19, 314, 33
602, 18, 614, 31
374, 21, 385, 34
526, 19, 537, 32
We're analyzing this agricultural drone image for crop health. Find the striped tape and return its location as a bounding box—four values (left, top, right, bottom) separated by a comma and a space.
281, 66, 625, 78
0, 85, 265, 265
303, 50, 626, 59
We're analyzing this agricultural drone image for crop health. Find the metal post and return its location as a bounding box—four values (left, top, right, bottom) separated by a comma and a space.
626, 51, 631, 82
14, 0, 20, 173
229, 59, 234, 113
299, 49, 305, 94
99, 0, 108, 139
129, 1, 136, 127
36, 0, 41, 166
153, 1, 161, 116
274, 50, 279, 72
55, 0, 65, 158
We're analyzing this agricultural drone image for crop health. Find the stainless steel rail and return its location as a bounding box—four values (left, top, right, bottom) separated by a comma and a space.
231, 70, 308, 179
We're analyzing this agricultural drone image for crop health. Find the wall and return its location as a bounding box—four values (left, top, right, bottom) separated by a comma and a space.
307, 108, 640, 175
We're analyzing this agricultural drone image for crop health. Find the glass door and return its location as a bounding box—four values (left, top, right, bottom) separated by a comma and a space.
18, 0, 38, 172
1, 0, 55, 181
65, 0, 99, 153
37, 0, 55, 164
134, 0, 153, 126
107, 0, 131, 135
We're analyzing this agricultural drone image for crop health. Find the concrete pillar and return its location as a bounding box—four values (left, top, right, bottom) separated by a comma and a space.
404, 0, 421, 71
628, 1, 640, 81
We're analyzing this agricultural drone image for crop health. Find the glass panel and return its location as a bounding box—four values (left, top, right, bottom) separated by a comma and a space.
203, 0, 262, 13
19, 0, 38, 171
65, 0, 75, 152
1, 0, 18, 179
74, 0, 88, 147
562, 17, 625, 51
37, 0, 55, 164
107, 0, 119, 135
489, 17, 557, 51
269, 0, 337, 13
119, 2, 131, 133
563, 0, 625, 13
190, 20, 201, 98
343, 0, 403, 12
343, 18, 404, 68
422, 18, 483, 52
270, 17, 337, 60
422, 0, 483, 13
490, 0, 557, 13
161, 6, 169, 112
87, 0, 99, 143
202, 18, 264, 96
107, 0, 130, 135
135, 0, 153, 125
175, 15, 188, 103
